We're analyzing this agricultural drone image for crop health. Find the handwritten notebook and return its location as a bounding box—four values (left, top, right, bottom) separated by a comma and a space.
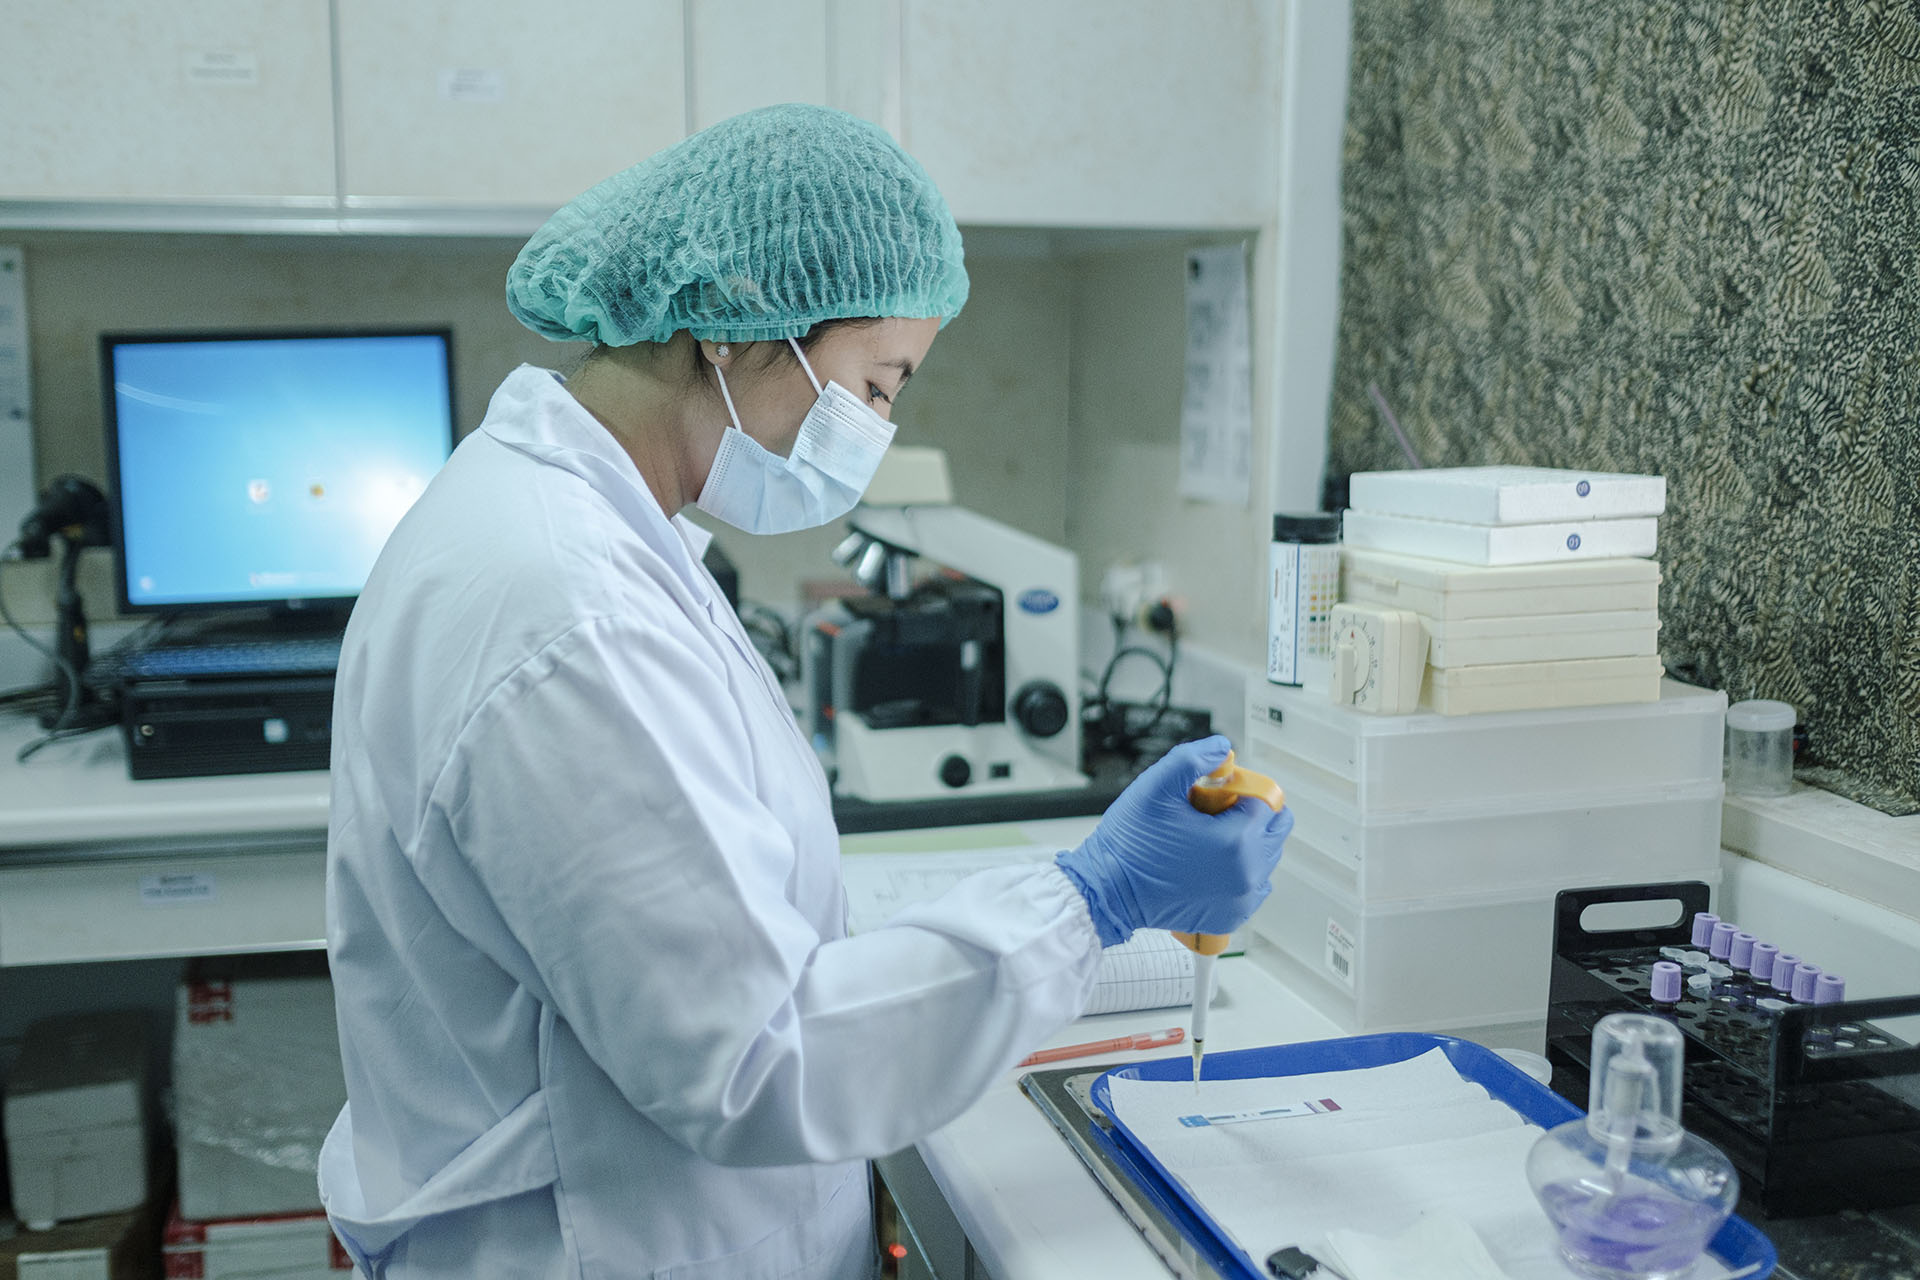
841, 847, 1205, 1016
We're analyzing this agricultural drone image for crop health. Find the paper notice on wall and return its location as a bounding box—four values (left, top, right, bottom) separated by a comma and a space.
0, 247, 34, 532
184, 48, 260, 87
440, 68, 507, 103
1178, 243, 1254, 506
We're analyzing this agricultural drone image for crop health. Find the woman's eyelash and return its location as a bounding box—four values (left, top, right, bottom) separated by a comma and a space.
869, 384, 893, 405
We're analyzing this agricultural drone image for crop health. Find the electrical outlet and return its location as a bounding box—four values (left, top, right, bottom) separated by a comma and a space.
1100, 560, 1169, 626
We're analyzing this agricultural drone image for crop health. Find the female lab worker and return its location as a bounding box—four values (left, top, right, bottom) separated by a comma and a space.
320, 104, 1292, 1280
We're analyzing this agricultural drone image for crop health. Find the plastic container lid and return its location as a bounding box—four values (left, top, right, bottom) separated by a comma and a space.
1750, 942, 1778, 984
1649, 961, 1683, 1003
1273, 512, 1342, 544
1813, 973, 1846, 1005
1792, 963, 1824, 1003
1709, 921, 1737, 960
1729, 932, 1756, 970
1727, 699, 1796, 732
1494, 1047, 1553, 1085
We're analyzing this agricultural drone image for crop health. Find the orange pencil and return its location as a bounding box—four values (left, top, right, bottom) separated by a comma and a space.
1018, 1026, 1186, 1068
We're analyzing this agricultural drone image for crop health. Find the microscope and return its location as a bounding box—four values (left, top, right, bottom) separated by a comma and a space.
803, 448, 1087, 803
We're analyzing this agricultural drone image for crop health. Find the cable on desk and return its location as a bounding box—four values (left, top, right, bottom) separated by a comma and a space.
0, 538, 90, 762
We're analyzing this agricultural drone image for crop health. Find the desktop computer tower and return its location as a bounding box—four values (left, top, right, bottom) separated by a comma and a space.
121, 676, 335, 780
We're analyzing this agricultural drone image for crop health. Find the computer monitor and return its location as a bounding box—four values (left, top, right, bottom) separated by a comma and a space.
101, 329, 455, 615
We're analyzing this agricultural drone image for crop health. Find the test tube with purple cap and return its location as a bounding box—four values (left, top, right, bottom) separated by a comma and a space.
1649, 961, 1683, 1015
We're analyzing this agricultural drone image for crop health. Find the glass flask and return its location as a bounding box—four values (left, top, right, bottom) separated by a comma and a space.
1527, 1014, 1739, 1280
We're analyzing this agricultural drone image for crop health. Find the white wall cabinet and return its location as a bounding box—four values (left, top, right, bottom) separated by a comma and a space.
0, 0, 336, 203
0, 0, 1279, 230
334, 0, 686, 210
901, 0, 1280, 227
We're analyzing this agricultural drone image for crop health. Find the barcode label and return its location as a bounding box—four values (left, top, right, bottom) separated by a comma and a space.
1325, 918, 1357, 989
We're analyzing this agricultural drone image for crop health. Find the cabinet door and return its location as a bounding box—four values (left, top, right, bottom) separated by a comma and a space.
335, 0, 686, 209
0, 0, 335, 202
901, 0, 1279, 226
689, 0, 829, 131
688, 0, 906, 136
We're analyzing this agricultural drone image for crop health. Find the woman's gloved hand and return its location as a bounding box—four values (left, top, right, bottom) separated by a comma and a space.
1056, 735, 1293, 947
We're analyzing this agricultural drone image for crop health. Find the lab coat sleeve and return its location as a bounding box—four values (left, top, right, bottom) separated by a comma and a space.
416, 615, 1102, 1168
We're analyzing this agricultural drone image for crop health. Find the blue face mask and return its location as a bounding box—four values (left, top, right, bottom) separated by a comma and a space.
695, 338, 896, 535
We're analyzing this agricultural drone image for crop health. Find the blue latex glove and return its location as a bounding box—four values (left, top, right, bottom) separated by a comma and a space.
1056, 736, 1293, 947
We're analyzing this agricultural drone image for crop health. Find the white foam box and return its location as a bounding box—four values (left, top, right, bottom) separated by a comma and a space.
163, 1205, 353, 1280
4, 1012, 149, 1229
1247, 838, 1722, 1033
1424, 610, 1660, 668
0, 1204, 155, 1280
1342, 547, 1662, 620
1349, 466, 1667, 525
1342, 510, 1658, 565
1422, 655, 1665, 714
1244, 674, 1725, 815
1280, 769, 1723, 903
172, 975, 346, 1223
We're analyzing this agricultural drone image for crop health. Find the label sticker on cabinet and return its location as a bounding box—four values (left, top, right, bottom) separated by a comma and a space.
141, 873, 216, 906
440, 68, 507, 103
1325, 918, 1357, 989
184, 49, 259, 87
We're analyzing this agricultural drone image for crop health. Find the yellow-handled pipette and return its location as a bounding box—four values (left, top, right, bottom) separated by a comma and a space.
1174, 751, 1286, 1091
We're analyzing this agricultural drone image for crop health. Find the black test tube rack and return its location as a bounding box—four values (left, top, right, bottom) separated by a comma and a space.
1544, 881, 1920, 1218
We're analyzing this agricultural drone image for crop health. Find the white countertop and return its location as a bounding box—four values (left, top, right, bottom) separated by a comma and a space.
0, 714, 329, 848
922, 941, 1346, 1280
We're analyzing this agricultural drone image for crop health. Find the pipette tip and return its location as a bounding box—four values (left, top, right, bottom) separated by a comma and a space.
1191, 1039, 1204, 1093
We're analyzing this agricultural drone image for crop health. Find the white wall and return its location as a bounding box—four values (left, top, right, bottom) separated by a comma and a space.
0, 233, 1076, 635
1064, 235, 1276, 670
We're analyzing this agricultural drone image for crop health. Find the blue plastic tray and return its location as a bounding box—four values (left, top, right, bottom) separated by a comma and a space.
1090, 1033, 1776, 1280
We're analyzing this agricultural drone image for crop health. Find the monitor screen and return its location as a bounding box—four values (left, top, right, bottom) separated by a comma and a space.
102, 330, 455, 612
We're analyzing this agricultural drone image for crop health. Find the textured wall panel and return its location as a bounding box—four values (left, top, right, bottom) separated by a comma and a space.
1331, 0, 1920, 812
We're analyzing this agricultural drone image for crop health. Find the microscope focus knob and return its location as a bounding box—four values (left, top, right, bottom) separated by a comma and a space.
938, 754, 972, 789
1013, 681, 1070, 739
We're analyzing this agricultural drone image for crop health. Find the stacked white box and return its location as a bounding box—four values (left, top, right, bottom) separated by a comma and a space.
163, 1204, 355, 1279
1342, 467, 1669, 714
3, 1012, 150, 1230
172, 973, 346, 1222
1243, 675, 1726, 1034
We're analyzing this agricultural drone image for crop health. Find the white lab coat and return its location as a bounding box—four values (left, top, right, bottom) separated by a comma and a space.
319, 366, 1103, 1280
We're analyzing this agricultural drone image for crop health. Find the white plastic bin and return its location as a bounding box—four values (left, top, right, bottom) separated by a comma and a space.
1248, 839, 1721, 1033
1280, 772, 1723, 902
1244, 675, 1725, 814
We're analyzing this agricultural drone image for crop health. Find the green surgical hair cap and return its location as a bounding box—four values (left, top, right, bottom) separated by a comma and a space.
506, 103, 969, 346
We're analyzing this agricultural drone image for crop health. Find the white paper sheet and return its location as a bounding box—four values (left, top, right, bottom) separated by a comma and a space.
1178, 243, 1254, 506
1105, 1049, 1736, 1280
842, 847, 1201, 1015
0, 246, 34, 533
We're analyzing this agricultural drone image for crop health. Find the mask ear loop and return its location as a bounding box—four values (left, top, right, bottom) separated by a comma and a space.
711, 355, 745, 431
787, 336, 825, 395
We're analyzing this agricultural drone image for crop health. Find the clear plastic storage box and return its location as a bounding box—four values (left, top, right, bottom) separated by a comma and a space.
1247, 839, 1723, 1033
1244, 675, 1725, 814
1280, 771, 1724, 902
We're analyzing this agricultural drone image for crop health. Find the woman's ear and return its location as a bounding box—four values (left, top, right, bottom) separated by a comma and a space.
698, 340, 735, 370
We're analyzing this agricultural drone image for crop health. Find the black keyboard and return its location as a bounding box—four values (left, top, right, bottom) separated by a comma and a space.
114, 636, 343, 680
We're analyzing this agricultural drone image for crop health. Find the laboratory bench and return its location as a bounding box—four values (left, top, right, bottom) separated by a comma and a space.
3, 713, 1920, 1280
